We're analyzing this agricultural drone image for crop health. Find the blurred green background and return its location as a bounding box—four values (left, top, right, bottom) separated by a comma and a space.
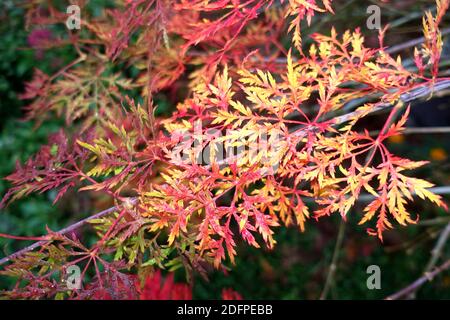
0, 0, 449, 299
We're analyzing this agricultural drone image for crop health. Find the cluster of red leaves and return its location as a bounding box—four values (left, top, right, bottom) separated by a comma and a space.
138, 269, 242, 300
139, 270, 193, 300
0, 0, 449, 299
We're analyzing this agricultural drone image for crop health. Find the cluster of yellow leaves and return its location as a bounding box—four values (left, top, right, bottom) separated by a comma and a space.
420, 0, 449, 78
360, 161, 447, 240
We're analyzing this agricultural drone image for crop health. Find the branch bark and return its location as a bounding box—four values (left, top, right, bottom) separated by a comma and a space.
425, 222, 450, 273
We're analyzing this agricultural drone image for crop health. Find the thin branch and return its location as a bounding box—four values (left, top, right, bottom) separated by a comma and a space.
0, 198, 136, 266
385, 258, 450, 300
385, 27, 450, 55
320, 219, 346, 300
369, 126, 450, 136
330, 80, 450, 127
404, 221, 450, 299
416, 216, 450, 227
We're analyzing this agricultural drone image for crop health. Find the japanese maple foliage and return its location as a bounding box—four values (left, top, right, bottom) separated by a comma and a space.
0, 0, 449, 299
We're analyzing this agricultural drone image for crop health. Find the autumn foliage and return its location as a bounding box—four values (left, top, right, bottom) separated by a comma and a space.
0, 0, 449, 299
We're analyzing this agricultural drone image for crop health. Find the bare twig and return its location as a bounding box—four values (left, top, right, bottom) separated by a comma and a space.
401, 221, 450, 298
425, 222, 450, 273
369, 126, 450, 136
386, 258, 450, 300
386, 27, 450, 55
416, 216, 450, 227
320, 219, 346, 300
